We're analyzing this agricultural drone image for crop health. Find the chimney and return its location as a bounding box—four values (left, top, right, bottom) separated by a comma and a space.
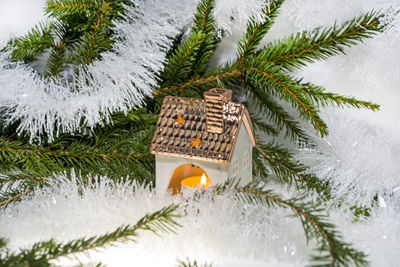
203, 88, 232, 134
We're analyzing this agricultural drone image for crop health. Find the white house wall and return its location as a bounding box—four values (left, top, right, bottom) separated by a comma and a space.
155, 122, 253, 193
227, 123, 253, 184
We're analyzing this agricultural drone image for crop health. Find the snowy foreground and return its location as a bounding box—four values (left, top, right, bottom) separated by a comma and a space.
1, 175, 399, 266
0, 0, 399, 266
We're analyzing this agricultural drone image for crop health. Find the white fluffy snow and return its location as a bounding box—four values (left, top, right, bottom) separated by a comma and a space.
0, 0, 265, 143
1, 174, 399, 266
297, 112, 400, 207
0, 0, 400, 266
0, 0, 197, 142
0, 174, 320, 266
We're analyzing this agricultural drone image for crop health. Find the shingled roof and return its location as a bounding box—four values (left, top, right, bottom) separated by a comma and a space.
150, 88, 256, 164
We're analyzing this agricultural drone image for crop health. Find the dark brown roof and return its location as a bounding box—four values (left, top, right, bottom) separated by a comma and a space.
150, 89, 255, 164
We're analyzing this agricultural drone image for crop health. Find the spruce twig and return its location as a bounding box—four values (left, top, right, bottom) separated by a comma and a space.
245, 62, 328, 136
238, 0, 285, 67
0, 205, 181, 266
254, 143, 331, 198
0, 189, 32, 208
259, 11, 383, 71
214, 182, 368, 267
245, 81, 307, 140
177, 258, 213, 267
190, 0, 218, 77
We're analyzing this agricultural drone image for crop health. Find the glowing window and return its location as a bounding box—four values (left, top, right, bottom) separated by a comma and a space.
168, 164, 211, 195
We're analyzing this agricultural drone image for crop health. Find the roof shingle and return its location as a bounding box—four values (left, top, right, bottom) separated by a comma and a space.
150, 89, 255, 163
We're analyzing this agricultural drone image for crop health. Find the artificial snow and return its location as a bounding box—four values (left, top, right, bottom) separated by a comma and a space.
0, 0, 400, 266
1, 174, 398, 266
297, 111, 400, 207
0, 0, 197, 142
0, 174, 311, 266
0, 0, 264, 143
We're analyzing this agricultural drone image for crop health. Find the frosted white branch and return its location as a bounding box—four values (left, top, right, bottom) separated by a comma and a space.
0, 0, 197, 142
0, 0, 264, 143
297, 112, 400, 207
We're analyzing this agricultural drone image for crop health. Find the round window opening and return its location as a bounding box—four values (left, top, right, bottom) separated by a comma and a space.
168, 164, 212, 194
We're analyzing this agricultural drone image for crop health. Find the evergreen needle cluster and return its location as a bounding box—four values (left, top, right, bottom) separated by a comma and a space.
178, 258, 213, 267
215, 181, 367, 267
6, 0, 131, 78
0, 0, 387, 266
0, 205, 180, 266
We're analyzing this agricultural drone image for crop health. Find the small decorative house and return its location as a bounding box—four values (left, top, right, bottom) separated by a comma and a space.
150, 88, 256, 194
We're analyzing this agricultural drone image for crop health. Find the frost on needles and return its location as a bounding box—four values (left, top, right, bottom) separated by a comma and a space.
0, 0, 195, 143
0, 0, 389, 266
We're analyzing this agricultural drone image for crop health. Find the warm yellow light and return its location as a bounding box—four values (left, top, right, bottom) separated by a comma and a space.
200, 173, 207, 187
181, 173, 213, 190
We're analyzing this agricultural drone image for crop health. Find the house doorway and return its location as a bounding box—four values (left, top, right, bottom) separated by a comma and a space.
168, 164, 211, 194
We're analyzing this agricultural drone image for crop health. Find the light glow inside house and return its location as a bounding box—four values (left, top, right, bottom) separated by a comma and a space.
150, 88, 256, 194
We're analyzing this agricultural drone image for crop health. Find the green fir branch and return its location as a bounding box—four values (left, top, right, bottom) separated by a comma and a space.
0, 205, 180, 266
0, 238, 7, 251
254, 142, 331, 198
177, 259, 213, 267
0, 188, 32, 209
44, 36, 69, 77
260, 11, 383, 71
252, 148, 271, 180
190, 0, 218, 77
162, 32, 205, 88
7, 22, 54, 63
298, 81, 380, 111
237, 0, 285, 67
0, 110, 157, 185
230, 184, 368, 267
248, 112, 279, 137
192, 0, 216, 38
0, 138, 128, 175
76, 1, 114, 67
45, 0, 105, 16
244, 60, 328, 136
0, 173, 47, 208
46, 0, 130, 21
155, 66, 241, 99
244, 82, 307, 140
7, 0, 129, 78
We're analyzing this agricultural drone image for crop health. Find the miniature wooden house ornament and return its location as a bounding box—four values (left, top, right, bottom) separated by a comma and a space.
150, 88, 256, 194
